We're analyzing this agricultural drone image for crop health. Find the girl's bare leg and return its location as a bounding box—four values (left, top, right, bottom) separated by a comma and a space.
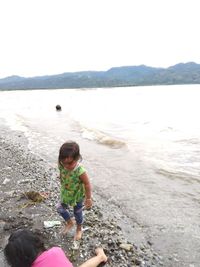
79, 248, 107, 267
74, 224, 83, 240
62, 218, 75, 235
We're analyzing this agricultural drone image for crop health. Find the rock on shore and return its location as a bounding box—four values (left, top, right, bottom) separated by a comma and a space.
0, 128, 160, 267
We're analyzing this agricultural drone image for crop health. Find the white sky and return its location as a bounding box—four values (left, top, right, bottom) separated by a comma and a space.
0, 0, 200, 78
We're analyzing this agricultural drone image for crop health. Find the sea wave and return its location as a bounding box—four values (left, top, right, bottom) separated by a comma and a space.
81, 127, 126, 149
155, 168, 200, 184
176, 138, 200, 145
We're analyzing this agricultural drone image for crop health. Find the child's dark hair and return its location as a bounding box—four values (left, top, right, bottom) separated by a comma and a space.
4, 229, 46, 267
58, 141, 82, 163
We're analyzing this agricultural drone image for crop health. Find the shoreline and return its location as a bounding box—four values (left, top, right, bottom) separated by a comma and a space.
0, 126, 160, 267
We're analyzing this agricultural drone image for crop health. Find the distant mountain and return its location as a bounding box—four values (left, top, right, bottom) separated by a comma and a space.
0, 75, 25, 84
0, 62, 200, 90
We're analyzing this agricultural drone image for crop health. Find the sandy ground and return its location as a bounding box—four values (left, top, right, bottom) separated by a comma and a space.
0, 126, 160, 267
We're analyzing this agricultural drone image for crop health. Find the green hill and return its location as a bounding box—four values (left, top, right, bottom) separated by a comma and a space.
0, 62, 199, 90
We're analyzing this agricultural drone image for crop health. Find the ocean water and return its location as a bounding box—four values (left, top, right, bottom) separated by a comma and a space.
0, 85, 199, 176
0, 85, 200, 266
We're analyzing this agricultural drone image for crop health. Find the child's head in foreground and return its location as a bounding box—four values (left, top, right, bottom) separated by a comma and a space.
4, 229, 46, 267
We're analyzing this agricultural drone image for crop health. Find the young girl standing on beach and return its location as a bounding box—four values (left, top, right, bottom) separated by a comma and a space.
57, 141, 92, 240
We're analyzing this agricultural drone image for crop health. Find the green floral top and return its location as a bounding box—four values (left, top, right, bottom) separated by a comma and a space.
59, 163, 86, 206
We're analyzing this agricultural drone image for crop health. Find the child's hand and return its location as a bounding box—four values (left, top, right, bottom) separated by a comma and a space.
84, 198, 93, 209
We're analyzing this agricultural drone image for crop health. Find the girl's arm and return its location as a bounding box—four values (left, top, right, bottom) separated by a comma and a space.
59, 174, 62, 183
58, 163, 62, 184
80, 172, 93, 209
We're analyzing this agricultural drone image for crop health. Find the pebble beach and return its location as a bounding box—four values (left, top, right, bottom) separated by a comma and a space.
0, 125, 161, 267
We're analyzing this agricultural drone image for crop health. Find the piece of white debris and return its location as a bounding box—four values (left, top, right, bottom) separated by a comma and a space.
43, 221, 61, 228
72, 240, 80, 250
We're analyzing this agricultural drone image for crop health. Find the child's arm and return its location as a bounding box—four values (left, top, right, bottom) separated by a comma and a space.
80, 172, 93, 209
58, 163, 61, 182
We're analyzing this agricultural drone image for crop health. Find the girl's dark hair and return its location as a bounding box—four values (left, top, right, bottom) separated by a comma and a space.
4, 229, 46, 267
58, 141, 82, 163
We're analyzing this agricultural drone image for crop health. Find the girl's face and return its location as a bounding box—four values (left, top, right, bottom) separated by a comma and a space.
61, 157, 77, 170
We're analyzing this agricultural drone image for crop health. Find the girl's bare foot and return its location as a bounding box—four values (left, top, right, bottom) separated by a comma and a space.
95, 248, 108, 263
74, 224, 82, 240
62, 219, 75, 235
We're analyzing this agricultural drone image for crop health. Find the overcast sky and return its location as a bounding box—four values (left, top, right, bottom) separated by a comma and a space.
0, 0, 200, 78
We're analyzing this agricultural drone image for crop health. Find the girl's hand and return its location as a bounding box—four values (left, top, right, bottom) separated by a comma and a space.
84, 198, 93, 209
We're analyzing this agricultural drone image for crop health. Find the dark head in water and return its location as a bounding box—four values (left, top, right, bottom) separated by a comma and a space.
56, 105, 62, 111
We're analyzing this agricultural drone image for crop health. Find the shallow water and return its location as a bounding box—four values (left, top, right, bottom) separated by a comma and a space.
0, 85, 200, 266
